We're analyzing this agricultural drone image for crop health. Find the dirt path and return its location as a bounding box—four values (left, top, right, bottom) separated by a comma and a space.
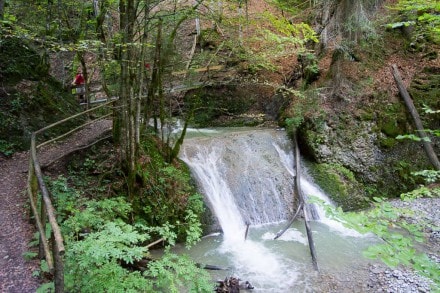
0, 119, 112, 292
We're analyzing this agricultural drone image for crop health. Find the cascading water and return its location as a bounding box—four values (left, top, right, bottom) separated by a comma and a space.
178, 127, 377, 292
181, 129, 296, 231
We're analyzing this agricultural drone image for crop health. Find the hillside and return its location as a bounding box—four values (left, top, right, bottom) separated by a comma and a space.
0, 36, 83, 156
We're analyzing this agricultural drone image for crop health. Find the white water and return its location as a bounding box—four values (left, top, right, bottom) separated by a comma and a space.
179, 128, 375, 291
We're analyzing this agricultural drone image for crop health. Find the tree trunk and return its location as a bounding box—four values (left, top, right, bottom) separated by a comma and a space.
391, 64, 440, 170
0, 0, 5, 20
294, 132, 319, 271
118, 0, 138, 197
78, 53, 89, 110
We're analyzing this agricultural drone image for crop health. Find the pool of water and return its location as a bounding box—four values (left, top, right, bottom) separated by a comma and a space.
166, 220, 379, 292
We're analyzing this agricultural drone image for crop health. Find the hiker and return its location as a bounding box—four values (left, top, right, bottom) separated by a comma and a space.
72, 72, 85, 103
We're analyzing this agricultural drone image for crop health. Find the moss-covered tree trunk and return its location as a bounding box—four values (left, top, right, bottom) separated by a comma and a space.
118, 0, 138, 198
0, 0, 5, 20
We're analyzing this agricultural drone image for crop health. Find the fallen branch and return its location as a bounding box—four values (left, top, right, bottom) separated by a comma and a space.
391, 64, 440, 170
294, 132, 319, 271
146, 237, 165, 249
273, 201, 304, 240
196, 263, 229, 271
244, 221, 250, 240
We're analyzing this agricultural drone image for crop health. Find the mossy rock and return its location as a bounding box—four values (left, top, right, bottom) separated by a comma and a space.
381, 120, 403, 137
0, 36, 82, 154
379, 137, 398, 148
0, 36, 49, 83
307, 162, 369, 211
376, 101, 408, 138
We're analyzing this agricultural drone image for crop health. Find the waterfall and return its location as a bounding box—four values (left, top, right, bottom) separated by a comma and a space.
180, 129, 298, 239
179, 128, 368, 291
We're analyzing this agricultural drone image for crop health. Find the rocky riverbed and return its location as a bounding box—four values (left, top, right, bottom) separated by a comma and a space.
367, 197, 439, 293
311, 197, 439, 293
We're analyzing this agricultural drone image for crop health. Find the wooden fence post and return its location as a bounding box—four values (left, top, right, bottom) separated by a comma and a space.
53, 233, 64, 293
28, 102, 115, 292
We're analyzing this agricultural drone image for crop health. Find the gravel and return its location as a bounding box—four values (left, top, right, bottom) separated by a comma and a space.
365, 197, 439, 292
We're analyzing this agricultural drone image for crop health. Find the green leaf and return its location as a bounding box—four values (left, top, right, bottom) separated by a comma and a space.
381, 255, 400, 267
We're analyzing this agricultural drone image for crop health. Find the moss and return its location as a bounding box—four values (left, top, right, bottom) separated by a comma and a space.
381, 120, 403, 137
0, 36, 82, 154
0, 37, 49, 83
379, 137, 398, 148
376, 101, 407, 138
130, 135, 211, 240
307, 162, 369, 211
408, 67, 440, 128
359, 110, 374, 121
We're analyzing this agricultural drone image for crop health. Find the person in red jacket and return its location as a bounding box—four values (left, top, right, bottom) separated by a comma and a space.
72, 72, 85, 103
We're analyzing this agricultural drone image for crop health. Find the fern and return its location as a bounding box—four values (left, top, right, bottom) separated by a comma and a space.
64, 221, 150, 292
146, 253, 212, 293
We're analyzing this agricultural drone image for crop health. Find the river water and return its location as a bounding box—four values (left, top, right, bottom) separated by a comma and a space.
176, 127, 378, 292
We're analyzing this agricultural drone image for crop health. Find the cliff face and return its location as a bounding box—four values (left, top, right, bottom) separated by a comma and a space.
293, 1, 440, 208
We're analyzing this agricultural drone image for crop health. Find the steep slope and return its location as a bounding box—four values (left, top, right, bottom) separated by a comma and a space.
0, 35, 82, 156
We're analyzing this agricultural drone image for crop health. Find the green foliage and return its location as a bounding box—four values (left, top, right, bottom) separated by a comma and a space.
61, 196, 132, 240
146, 253, 213, 293
70, 221, 148, 266
396, 134, 431, 142
22, 251, 38, 261
298, 51, 320, 85
46, 137, 211, 292
0, 139, 17, 156
411, 170, 440, 184
249, 11, 318, 67
63, 219, 210, 292
269, 0, 311, 14
262, 11, 318, 43
64, 221, 149, 292
389, 0, 440, 43
49, 176, 81, 222
285, 116, 304, 136
140, 163, 205, 243
282, 88, 320, 135
136, 138, 206, 244
36, 282, 54, 293
400, 185, 440, 200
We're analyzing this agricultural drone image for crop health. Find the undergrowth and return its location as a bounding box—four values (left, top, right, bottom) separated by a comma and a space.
39, 139, 212, 292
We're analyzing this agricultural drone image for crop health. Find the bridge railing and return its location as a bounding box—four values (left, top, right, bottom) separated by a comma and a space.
27, 100, 115, 292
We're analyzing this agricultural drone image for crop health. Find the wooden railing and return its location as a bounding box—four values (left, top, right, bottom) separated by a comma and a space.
27, 101, 115, 292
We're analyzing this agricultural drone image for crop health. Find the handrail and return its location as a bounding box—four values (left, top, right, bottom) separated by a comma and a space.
27, 101, 115, 293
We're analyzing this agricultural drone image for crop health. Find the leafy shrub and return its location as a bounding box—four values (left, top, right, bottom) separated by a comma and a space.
64, 221, 149, 292
147, 253, 212, 293
388, 0, 440, 44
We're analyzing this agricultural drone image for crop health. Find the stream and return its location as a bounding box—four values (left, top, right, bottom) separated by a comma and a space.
174, 127, 379, 292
